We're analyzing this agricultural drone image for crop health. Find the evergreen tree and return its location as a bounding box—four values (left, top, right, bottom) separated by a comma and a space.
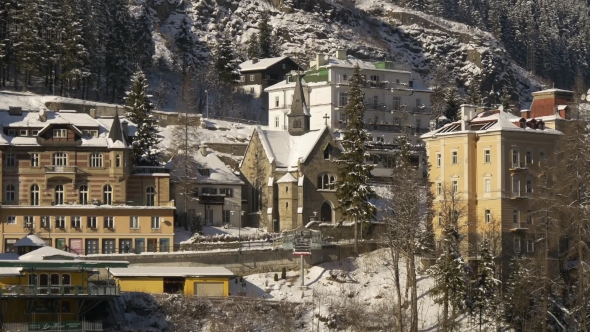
125, 69, 160, 165
444, 87, 461, 121
467, 74, 483, 106
175, 17, 196, 75
12, 0, 42, 91
215, 35, 239, 84
104, 0, 134, 102
247, 33, 261, 59
335, 65, 377, 253
57, 0, 88, 97
470, 239, 500, 331
502, 258, 537, 330
500, 86, 511, 111
258, 11, 273, 58
133, 6, 155, 70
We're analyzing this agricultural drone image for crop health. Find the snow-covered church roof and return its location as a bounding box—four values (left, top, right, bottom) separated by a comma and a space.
168, 147, 244, 186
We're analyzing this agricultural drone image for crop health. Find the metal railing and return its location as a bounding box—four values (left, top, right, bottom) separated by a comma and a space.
3, 321, 102, 332
44, 166, 77, 173
132, 166, 170, 175
0, 284, 119, 296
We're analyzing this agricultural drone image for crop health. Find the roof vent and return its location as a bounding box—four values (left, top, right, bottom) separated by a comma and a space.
336, 49, 347, 60
8, 106, 22, 116
252, 58, 259, 64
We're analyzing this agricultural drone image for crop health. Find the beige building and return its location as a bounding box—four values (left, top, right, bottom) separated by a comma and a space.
240, 76, 342, 231
422, 103, 563, 271
0, 107, 174, 254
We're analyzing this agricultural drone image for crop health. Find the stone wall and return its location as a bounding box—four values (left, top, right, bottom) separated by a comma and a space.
204, 142, 248, 156
305, 222, 388, 241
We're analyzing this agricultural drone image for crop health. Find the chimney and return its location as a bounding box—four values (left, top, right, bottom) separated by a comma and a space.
38, 108, 47, 122
460, 104, 478, 131
8, 106, 22, 116
121, 120, 129, 140
336, 49, 347, 60
316, 53, 327, 67
252, 58, 259, 64
200, 145, 208, 156
89, 108, 97, 119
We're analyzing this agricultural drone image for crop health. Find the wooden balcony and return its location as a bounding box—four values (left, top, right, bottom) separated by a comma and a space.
0, 284, 119, 298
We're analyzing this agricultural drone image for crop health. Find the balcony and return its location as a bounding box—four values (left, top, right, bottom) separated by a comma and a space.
0, 284, 119, 297
510, 224, 529, 232
196, 194, 226, 205
510, 161, 528, 171
132, 166, 171, 175
44, 166, 78, 182
511, 192, 529, 200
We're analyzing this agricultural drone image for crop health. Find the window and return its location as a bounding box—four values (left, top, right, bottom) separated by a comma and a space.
249, 75, 255, 82
52, 184, 64, 205
24, 216, 34, 229
512, 150, 519, 168
452, 180, 458, 193
286, 202, 289, 209
146, 187, 155, 206
53, 129, 67, 138
282, 63, 286, 69
41, 216, 51, 229
392, 97, 401, 111
19, 129, 27, 136
275, 116, 279, 128
79, 185, 88, 205
53, 152, 67, 166
87, 216, 97, 229
89, 130, 98, 137
151, 216, 161, 229
436, 183, 443, 196
5, 184, 15, 202
30, 184, 40, 206
130, 216, 139, 229
527, 238, 535, 252
525, 151, 532, 165
484, 179, 491, 193
55, 216, 65, 229
512, 176, 520, 196
513, 209, 519, 224
438, 212, 442, 225
484, 150, 491, 163
116, 155, 121, 167
202, 187, 217, 195
393, 117, 400, 126
89, 154, 103, 167
514, 236, 521, 253
275, 96, 279, 108
220, 188, 233, 197
5, 153, 15, 167
240, 76, 245, 82
71, 216, 81, 229
526, 179, 532, 193
103, 185, 113, 205
286, 186, 289, 193
318, 173, 336, 190
415, 98, 421, 109
31, 130, 39, 136
31, 153, 39, 167
223, 210, 231, 224
370, 75, 379, 82
7, 129, 15, 136
104, 216, 114, 229
7, 216, 16, 225
436, 153, 441, 167
199, 168, 210, 176
539, 150, 546, 161
373, 96, 378, 108
324, 145, 332, 160
451, 151, 458, 164
339, 93, 348, 107
485, 210, 491, 223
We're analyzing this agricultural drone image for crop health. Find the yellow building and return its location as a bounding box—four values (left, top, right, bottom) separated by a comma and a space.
0, 234, 127, 327
109, 267, 233, 296
0, 107, 174, 254
422, 105, 563, 271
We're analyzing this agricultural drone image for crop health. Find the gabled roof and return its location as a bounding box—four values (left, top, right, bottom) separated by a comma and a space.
19, 246, 79, 261
239, 56, 293, 72
13, 234, 46, 247
277, 172, 297, 183
168, 148, 244, 185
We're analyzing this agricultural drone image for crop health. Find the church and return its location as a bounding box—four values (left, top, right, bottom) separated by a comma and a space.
240, 75, 342, 232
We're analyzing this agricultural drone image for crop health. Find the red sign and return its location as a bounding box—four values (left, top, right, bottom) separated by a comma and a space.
294, 252, 312, 256
69, 239, 82, 254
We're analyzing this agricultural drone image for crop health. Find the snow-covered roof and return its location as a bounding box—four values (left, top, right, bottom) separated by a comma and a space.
531, 88, 574, 95
323, 55, 410, 73
13, 234, 47, 247
0, 267, 22, 277
256, 126, 329, 170
19, 246, 78, 261
169, 148, 244, 185
277, 172, 297, 183
109, 266, 234, 278
239, 56, 291, 72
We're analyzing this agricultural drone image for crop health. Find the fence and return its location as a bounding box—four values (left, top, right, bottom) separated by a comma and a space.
3, 320, 102, 332
0, 284, 119, 296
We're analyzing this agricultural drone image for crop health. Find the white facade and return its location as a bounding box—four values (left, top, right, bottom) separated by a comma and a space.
266, 54, 433, 146
240, 84, 263, 98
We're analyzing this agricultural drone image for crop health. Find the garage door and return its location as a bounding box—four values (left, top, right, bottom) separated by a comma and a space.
194, 282, 224, 297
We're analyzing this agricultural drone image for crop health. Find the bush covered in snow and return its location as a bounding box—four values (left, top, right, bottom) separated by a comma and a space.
185, 232, 280, 244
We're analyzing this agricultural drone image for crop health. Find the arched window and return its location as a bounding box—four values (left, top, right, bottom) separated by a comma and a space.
79, 185, 88, 205
116, 155, 121, 167
53, 152, 67, 166
103, 185, 113, 205
317, 173, 336, 190
146, 187, 155, 206
5, 184, 15, 202
30, 184, 40, 206
55, 185, 64, 205
324, 145, 332, 160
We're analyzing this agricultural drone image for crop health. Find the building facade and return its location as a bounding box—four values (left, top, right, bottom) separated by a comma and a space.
0, 107, 174, 254
238, 56, 300, 97
422, 104, 563, 271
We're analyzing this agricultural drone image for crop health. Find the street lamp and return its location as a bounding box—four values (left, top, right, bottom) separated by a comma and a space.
204, 89, 209, 119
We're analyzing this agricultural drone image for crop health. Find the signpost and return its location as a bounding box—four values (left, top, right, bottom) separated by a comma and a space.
282, 229, 322, 288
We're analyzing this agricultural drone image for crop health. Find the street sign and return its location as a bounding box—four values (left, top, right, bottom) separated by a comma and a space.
282, 229, 322, 255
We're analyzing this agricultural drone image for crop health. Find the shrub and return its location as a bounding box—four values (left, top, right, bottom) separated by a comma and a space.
281, 267, 287, 279
274, 273, 278, 282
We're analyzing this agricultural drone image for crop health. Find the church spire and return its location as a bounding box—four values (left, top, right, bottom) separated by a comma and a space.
287, 73, 310, 136
109, 107, 125, 144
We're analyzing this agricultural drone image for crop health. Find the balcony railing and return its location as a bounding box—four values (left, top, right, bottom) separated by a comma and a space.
45, 166, 78, 173
0, 284, 119, 296
132, 166, 171, 175
197, 194, 226, 205
510, 161, 528, 171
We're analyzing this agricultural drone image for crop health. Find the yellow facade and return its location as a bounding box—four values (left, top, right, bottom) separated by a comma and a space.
423, 106, 562, 263
115, 276, 230, 296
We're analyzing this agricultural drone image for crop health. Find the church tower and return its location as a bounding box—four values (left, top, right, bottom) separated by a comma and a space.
287, 74, 311, 136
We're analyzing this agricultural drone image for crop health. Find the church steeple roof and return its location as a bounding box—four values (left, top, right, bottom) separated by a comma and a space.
289, 74, 310, 116
109, 107, 125, 144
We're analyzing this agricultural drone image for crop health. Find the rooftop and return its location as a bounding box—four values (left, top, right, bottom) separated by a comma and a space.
239, 56, 293, 72
109, 266, 234, 278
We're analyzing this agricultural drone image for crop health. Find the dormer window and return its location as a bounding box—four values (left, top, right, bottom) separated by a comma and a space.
31, 130, 39, 136
19, 129, 28, 136
53, 129, 67, 138
287, 76, 293, 83
199, 169, 210, 176
7, 129, 15, 136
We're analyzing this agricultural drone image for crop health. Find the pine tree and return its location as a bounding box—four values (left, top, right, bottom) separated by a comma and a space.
336, 65, 377, 253
502, 258, 539, 330
57, 0, 88, 97
258, 11, 273, 58
470, 239, 500, 331
215, 35, 239, 84
247, 33, 261, 59
125, 69, 161, 165
133, 6, 155, 70
467, 74, 483, 106
500, 87, 511, 111
444, 87, 461, 121
12, 0, 42, 91
175, 17, 196, 75
104, 0, 134, 102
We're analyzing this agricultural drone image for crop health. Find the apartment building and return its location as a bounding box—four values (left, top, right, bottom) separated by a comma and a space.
0, 107, 174, 254
238, 56, 300, 97
422, 104, 563, 270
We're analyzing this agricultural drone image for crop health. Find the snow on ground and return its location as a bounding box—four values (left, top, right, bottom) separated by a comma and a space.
159, 118, 255, 148
174, 226, 267, 244
228, 248, 475, 331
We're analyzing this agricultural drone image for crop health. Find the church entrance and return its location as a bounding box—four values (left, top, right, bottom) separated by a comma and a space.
320, 202, 333, 222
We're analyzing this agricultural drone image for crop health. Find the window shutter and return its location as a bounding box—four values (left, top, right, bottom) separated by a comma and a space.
87, 217, 92, 228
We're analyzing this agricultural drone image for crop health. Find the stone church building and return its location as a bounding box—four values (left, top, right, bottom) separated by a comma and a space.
240, 75, 342, 231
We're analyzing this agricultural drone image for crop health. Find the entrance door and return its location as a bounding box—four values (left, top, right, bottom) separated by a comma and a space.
135, 238, 145, 254
56, 238, 66, 250
320, 202, 333, 222
119, 239, 132, 253
147, 239, 157, 252
194, 282, 224, 297
85, 239, 98, 255
207, 210, 214, 226
102, 239, 115, 254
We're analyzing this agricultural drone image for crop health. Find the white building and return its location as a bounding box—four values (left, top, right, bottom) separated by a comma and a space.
265, 51, 433, 146
170, 146, 244, 227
